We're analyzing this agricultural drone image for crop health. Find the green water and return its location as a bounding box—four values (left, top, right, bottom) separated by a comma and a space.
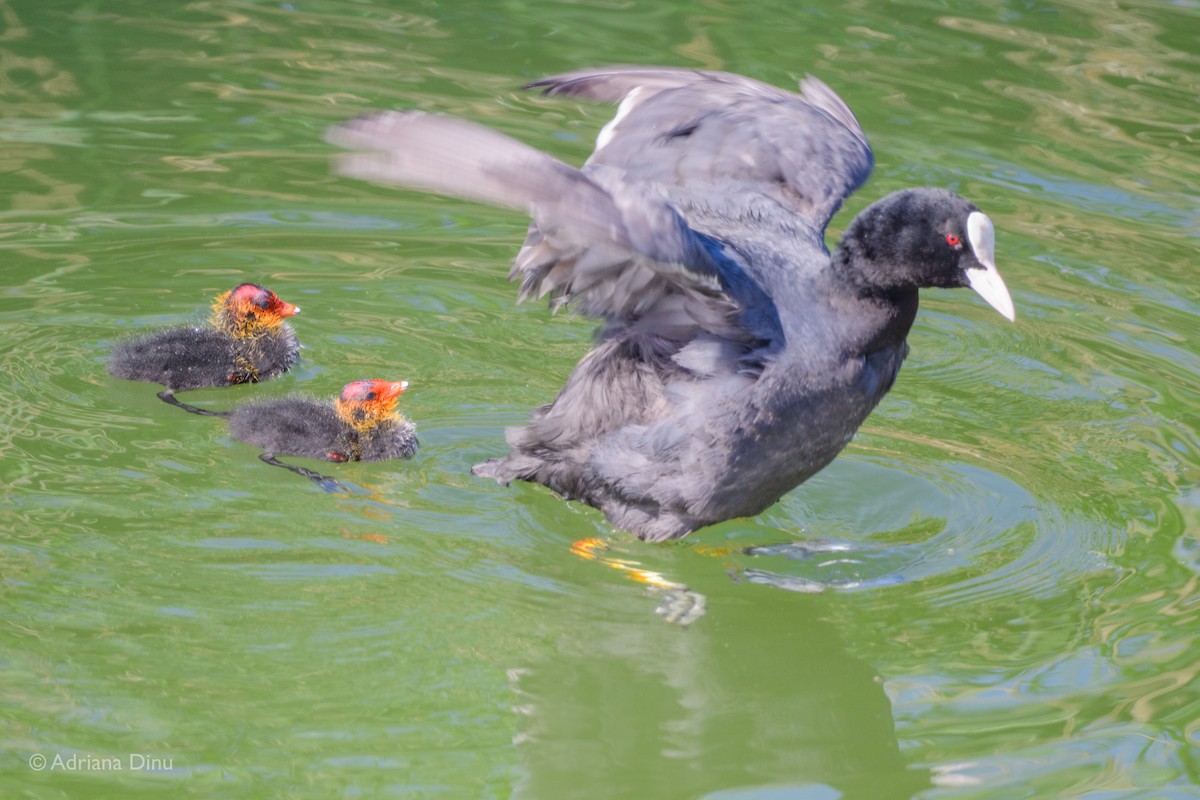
2, 0, 1197, 797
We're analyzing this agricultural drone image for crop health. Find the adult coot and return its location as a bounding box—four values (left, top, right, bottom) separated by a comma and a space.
109, 283, 301, 414
326, 66, 1015, 540
228, 379, 416, 488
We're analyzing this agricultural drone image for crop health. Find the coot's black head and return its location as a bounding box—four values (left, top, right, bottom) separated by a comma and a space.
838, 188, 1015, 320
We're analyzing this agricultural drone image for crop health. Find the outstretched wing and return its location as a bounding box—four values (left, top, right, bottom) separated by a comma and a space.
326, 111, 750, 339
529, 66, 874, 235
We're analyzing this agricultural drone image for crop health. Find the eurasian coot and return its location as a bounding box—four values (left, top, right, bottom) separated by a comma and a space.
228, 379, 416, 488
326, 66, 1016, 540
109, 283, 301, 414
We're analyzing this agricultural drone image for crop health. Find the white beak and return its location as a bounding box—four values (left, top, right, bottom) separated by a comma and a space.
965, 211, 1015, 322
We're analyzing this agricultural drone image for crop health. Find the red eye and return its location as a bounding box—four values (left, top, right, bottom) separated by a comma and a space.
945, 233, 961, 247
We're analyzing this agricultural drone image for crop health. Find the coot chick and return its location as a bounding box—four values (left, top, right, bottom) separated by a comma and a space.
326, 65, 1016, 540
109, 283, 301, 414
228, 379, 416, 489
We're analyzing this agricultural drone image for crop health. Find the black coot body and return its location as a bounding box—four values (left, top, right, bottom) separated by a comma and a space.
326, 66, 1016, 540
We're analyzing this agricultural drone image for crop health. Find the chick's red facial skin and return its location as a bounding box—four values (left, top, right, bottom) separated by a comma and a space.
214, 284, 300, 333
335, 379, 409, 429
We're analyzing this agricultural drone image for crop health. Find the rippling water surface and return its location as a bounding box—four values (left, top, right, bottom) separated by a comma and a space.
2, 0, 1196, 797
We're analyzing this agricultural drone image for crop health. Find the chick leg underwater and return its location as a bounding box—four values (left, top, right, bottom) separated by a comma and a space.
257, 453, 347, 493
156, 389, 231, 417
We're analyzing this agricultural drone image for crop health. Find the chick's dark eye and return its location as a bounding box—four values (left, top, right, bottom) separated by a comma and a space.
255, 297, 272, 309
365, 392, 377, 401
945, 233, 961, 247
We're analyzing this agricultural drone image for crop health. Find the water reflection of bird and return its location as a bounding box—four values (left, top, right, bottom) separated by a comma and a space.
228, 379, 416, 490
327, 66, 1015, 541
109, 283, 300, 414
510, 585, 930, 800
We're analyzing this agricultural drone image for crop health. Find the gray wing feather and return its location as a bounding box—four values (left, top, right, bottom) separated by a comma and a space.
326, 111, 731, 326
530, 66, 873, 233
328, 112, 618, 245
526, 65, 780, 103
